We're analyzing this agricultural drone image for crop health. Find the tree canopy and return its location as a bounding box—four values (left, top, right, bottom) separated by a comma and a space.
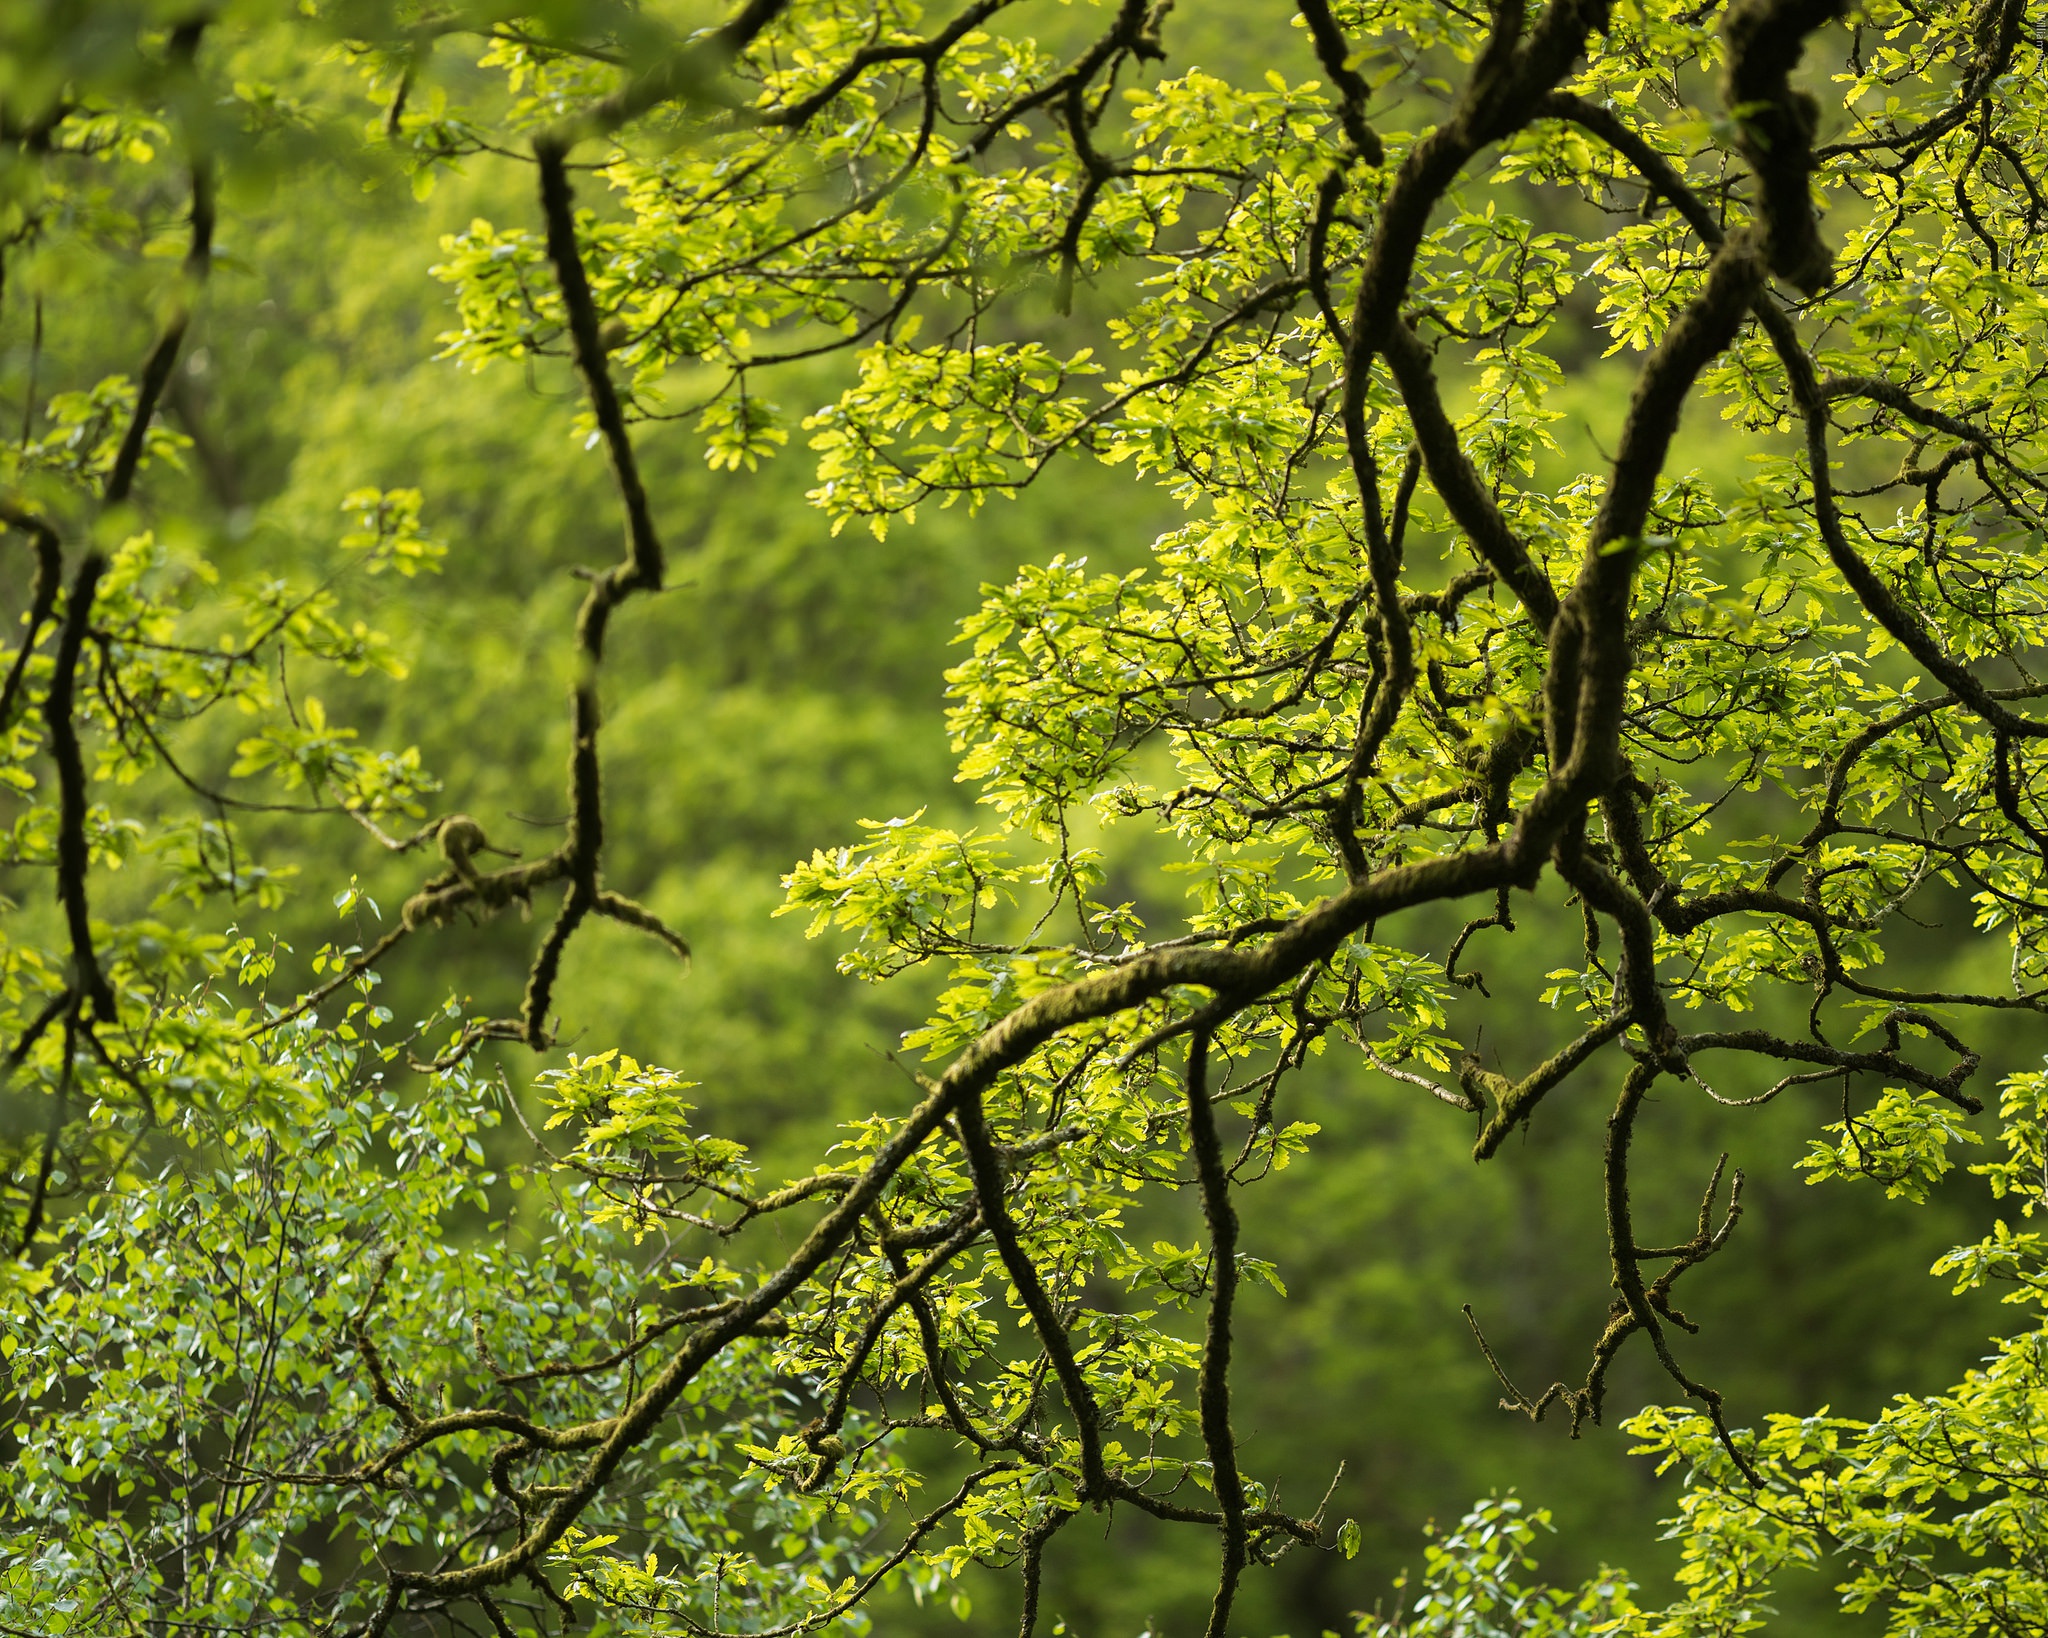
4, 0, 2048, 1634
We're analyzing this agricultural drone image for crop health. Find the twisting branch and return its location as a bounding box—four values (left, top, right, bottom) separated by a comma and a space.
1680, 1026, 1983, 1114
1467, 1013, 1630, 1158
1639, 1153, 1745, 1333
0, 501, 62, 733
763, 0, 1018, 130
1815, 0, 2025, 163
1183, 1030, 1249, 1638
1295, 0, 1385, 165
272, 105, 702, 1059
1601, 1061, 1761, 1481
520, 140, 665, 1046
810, 1211, 983, 1447
1756, 307, 2048, 743
1449, 0, 1860, 1468
1719, 0, 1845, 293
532, 143, 663, 593
954, 1085, 1109, 1499
379, 840, 1559, 1611
1015, 1507, 1073, 1638
1331, 416, 1419, 877
491, 142, 685, 1044
12, 1010, 76, 1257
1381, 321, 1561, 629
106, 19, 214, 510
46, 554, 114, 1022
1466, 1073, 1748, 1459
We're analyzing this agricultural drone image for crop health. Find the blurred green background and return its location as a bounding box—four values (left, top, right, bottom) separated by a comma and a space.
5, 8, 2033, 1634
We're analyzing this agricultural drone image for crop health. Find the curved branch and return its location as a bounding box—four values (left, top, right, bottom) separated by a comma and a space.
47, 554, 114, 1020
0, 502, 62, 734
1183, 1030, 1248, 1638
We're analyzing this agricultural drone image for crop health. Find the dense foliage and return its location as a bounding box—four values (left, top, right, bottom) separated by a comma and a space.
4, 0, 2048, 1634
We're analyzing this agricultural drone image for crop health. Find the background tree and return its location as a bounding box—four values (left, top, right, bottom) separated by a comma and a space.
2, 0, 2046, 1634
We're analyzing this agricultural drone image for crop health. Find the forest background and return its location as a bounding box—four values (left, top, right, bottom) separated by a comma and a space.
2, 0, 2041, 1633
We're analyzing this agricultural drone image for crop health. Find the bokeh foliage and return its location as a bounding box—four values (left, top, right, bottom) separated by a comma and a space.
4, 0, 2048, 1635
